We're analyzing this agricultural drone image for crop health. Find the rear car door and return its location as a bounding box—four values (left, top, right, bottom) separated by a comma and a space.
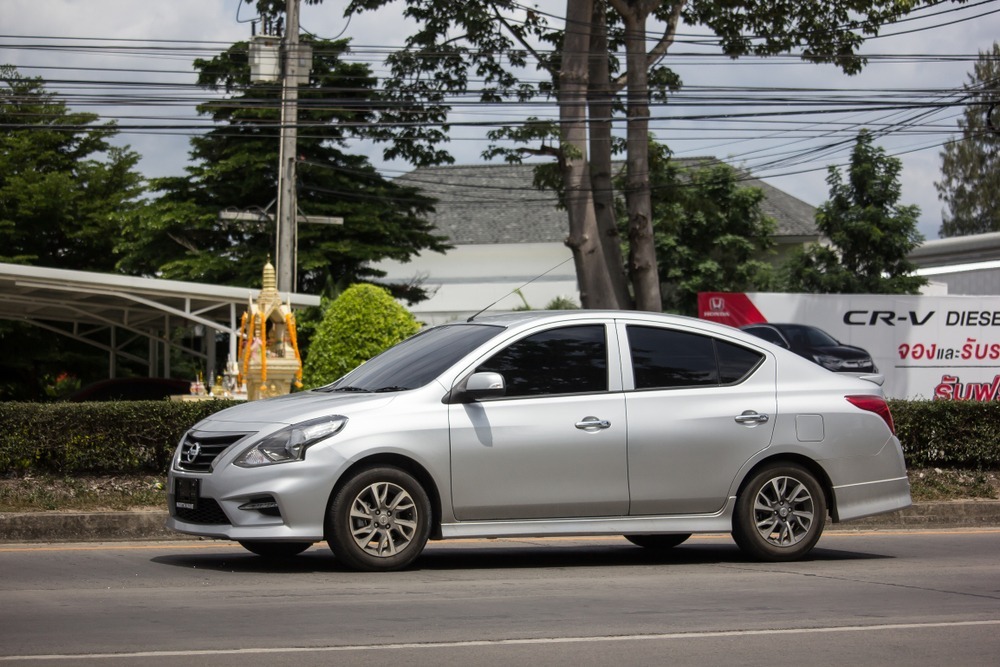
621, 323, 777, 515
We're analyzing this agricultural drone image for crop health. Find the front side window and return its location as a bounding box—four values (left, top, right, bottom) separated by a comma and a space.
476, 325, 608, 397
627, 326, 763, 389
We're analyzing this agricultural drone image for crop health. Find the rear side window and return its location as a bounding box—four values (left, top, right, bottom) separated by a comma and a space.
627, 326, 763, 389
717, 339, 764, 383
476, 325, 608, 397
628, 327, 717, 388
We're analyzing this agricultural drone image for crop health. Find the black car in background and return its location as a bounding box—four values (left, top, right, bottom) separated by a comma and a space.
740, 323, 878, 373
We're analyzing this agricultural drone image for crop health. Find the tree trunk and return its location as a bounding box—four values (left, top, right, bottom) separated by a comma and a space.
619, 2, 662, 312
561, 0, 619, 309
588, 2, 632, 308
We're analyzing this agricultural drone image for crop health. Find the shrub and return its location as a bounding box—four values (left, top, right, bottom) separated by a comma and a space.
301, 283, 420, 388
890, 399, 1000, 468
1, 397, 997, 478
0, 400, 240, 475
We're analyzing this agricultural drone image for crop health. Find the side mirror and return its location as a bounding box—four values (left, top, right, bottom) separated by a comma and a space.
463, 372, 506, 401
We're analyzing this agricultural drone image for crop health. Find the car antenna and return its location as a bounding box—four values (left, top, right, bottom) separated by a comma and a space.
467, 256, 574, 322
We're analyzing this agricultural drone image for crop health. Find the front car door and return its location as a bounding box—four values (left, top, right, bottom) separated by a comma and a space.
448, 323, 629, 521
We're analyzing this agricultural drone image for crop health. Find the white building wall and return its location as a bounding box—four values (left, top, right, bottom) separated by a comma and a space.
915, 260, 1000, 296
373, 242, 579, 325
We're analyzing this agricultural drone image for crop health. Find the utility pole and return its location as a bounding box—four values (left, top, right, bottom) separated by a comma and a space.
245, 0, 335, 292
275, 0, 301, 294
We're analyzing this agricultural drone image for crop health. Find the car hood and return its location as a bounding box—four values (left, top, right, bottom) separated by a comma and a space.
197, 390, 400, 427
810, 344, 872, 360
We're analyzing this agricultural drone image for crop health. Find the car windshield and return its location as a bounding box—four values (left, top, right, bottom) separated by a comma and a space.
315, 323, 505, 393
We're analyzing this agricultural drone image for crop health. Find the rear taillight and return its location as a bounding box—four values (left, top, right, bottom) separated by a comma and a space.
846, 395, 895, 435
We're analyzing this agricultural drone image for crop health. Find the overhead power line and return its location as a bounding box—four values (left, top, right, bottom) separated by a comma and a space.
2, 0, 997, 209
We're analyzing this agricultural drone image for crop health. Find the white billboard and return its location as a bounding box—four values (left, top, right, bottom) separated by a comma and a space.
698, 292, 1000, 401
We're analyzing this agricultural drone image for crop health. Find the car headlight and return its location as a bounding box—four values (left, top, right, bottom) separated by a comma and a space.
812, 354, 843, 371
234, 416, 348, 468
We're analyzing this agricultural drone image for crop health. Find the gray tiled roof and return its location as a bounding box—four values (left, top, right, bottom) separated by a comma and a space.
396, 160, 818, 246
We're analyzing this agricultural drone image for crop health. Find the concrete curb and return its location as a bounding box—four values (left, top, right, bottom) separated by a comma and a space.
2, 502, 999, 543
0, 510, 183, 543
834, 500, 1000, 530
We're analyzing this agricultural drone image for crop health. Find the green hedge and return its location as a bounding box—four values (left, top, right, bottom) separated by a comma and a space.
0, 399, 997, 475
889, 399, 1000, 468
0, 401, 240, 475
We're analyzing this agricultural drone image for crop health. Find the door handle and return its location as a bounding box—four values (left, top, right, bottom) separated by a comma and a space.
575, 416, 611, 430
734, 410, 769, 425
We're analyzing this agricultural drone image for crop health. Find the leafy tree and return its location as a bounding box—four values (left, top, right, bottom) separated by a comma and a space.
301, 283, 420, 387
0, 66, 145, 399
624, 147, 775, 315
334, 0, 941, 310
936, 42, 1000, 237
115, 37, 449, 300
0, 66, 143, 269
782, 131, 926, 295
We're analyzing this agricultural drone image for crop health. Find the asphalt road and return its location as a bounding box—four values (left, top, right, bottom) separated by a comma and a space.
1, 530, 999, 666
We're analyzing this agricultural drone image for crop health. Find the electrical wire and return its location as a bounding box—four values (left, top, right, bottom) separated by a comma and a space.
2, 1, 998, 208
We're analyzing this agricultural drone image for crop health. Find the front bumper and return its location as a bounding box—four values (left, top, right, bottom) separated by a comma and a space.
167, 440, 353, 542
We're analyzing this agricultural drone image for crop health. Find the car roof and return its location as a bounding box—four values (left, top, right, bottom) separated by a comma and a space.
744, 322, 816, 328
742, 322, 820, 332
464, 309, 746, 339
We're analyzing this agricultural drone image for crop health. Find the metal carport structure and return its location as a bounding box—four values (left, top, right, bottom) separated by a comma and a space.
0, 263, 321, 378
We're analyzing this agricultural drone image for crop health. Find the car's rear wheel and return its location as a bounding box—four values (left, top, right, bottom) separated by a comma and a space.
238, 541, 312, 558
624, 533, 691, 550
326, 466, 431, 572
732, 463, 826, 562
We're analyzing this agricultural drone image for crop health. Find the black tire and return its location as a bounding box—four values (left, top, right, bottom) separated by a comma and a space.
326, 465, 432, 572
624, 533, 691, 550
238, 540, 312, 558
732, 463, 827, 562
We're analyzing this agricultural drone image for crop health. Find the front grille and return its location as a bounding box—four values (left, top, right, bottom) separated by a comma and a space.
842, 359, 877, 372
175, 431, 250, 472
172, 497, 231, 525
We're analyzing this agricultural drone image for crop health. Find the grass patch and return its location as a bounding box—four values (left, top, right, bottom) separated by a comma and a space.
908, 468, 999, 502
0, 474, 166, 512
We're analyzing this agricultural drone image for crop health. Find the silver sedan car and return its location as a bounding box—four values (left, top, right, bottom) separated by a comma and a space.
167, 311, 910, 571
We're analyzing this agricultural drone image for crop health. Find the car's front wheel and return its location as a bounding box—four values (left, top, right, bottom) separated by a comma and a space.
238, 541, 312, 558
326, 465, 432, 572
732, 463, 826, 562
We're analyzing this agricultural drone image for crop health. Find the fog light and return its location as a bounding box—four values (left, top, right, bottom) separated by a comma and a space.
238, 496, 281, 516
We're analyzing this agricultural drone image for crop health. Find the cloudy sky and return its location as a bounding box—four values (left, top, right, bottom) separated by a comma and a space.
3, 0, 999, 241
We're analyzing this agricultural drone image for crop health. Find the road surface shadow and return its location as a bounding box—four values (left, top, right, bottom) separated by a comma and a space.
151, 540, 891, 574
